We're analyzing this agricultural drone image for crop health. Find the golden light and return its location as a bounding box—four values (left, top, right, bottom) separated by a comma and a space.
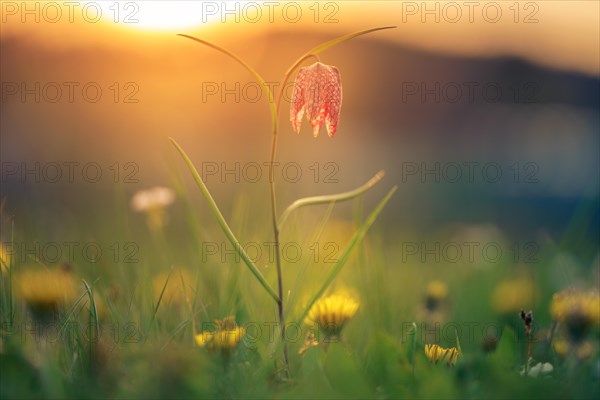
97, 1, 241, 31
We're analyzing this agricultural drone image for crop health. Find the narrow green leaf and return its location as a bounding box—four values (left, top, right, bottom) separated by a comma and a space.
407, 322, 418, 366
58, 291, 88, 337
278, 170, 385, 229
308, 26, 397, 56
145, 267, 172, 340
296, 186, 397, 325
169, 137, 280, 303
81, 279, 99, 346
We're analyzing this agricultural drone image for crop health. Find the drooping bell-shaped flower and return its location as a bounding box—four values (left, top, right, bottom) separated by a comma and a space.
290, 62, 342, 138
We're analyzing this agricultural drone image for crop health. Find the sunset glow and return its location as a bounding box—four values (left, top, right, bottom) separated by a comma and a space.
1, 1, 598, 399
100, 1, 220, 31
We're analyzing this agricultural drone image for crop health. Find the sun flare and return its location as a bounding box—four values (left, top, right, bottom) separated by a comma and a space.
101, 1, 228, 31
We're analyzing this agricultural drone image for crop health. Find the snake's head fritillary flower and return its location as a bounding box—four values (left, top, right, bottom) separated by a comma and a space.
290, 62, 342, 138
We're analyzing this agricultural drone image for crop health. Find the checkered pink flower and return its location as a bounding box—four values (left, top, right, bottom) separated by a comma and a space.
290, 62, 342, 138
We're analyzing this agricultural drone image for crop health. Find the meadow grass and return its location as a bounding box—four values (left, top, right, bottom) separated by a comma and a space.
1, 182, 599, 399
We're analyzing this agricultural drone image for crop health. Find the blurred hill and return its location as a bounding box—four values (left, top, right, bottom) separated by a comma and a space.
1, 29, 598, 243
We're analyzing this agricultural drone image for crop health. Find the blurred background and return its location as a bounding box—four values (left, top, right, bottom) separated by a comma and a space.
1, 3, 599, 397
1, 0, 599, 273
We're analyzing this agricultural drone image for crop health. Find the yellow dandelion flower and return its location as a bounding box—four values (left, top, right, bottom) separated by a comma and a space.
552, 338, 570, 358
574, 341, 595, 359
305, 294, 359, 338
212, 327, 246, 350
424, 280, 449, 313
424, 343, 460, 366
195, 331, 214, 347
195, 316, 245, 352
426, 280, 449, 302
550, 288, 599, 329
491, 278, 536, 315
552, 338, 595, 360
419, 281, 450, 330
16, 268, 78, 317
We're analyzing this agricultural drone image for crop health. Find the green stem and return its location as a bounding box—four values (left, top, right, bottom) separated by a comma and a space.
268, 129, 289, 373
177, 27, 397, 376
268, 51, 328, 375
268, 27, 396, 373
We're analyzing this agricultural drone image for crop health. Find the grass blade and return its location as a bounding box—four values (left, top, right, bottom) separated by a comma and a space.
169, 137, 280, 303
145, 267, 172, 340
307, 26, 396, 56
295, 186, 397, 325
407, 322, 418, 366
278, 170, 385, 229
81, 279, 98, 335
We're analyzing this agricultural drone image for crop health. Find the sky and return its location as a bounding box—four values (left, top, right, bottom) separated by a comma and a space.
1, 1, 598, 75
1, 1, 599, 237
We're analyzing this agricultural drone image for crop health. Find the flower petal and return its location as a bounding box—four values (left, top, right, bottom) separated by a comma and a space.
289, 62, 342, 138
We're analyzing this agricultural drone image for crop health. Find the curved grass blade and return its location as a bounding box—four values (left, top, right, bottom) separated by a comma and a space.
145, 267, 173, 341
296, 186, 397, 325
278, 170, 385, 229
170, 137, 280, 303
455, 327, 462, 354
58, 291, 88, 337
307, 26, 397, 56
81, 279, 99, 348
407, 322, 418, 365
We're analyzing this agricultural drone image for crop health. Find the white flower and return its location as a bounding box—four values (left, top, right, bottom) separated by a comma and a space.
522, 362, 553, 378
131, 186, 175, 212
131, 186, 175, 231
